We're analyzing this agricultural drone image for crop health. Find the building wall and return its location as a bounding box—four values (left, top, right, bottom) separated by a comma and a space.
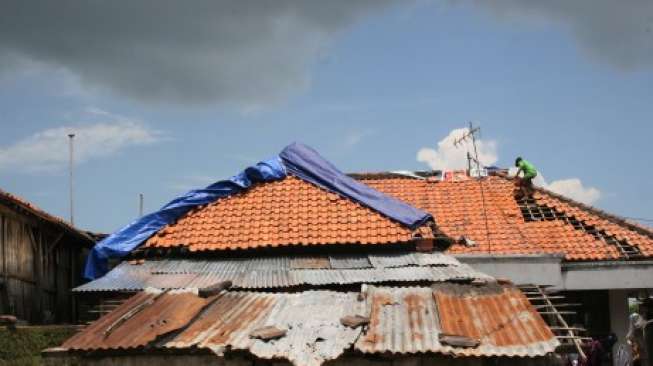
0, 203, 88, 324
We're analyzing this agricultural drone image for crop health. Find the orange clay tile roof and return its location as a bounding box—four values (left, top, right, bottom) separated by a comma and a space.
361, 175, 653, 261
144, 175, 434, 252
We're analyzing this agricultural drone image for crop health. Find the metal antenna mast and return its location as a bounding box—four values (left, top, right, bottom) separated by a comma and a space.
68, 133, 75, 225
453, 122, 482, 173
452, 122, 491, 253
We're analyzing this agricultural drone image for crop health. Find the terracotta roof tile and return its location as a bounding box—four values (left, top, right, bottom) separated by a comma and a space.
144, 172, 652, 261
362, 176, 652, 261
144, 176, 431, 251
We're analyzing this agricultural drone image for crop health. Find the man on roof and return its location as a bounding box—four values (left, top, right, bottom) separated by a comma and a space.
514, 157, 537, 198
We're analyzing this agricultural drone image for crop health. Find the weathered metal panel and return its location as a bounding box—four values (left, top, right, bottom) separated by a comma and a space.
75, 253, 485, 292
290, 255, 330, 269
65, 290, 364, 366
328, 255, 372, 269
59, 286, 556, 363
354, 285, 559, 357
242, 291, 363, 366
63, 290, 208, 351
415, 252, 462, 267
368, 252, 417, 268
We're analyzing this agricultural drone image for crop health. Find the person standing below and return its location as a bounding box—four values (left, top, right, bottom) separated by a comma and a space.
514, 157, 538, 198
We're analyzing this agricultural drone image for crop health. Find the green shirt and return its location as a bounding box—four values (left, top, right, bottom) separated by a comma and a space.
518, 159, 537, 178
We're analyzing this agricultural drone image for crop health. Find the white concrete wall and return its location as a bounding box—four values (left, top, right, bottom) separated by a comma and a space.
455, 254, 564, 287
561, 262, 653, 290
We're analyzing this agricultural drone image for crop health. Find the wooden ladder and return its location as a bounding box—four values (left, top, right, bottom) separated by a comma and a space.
519, 284, 589, 359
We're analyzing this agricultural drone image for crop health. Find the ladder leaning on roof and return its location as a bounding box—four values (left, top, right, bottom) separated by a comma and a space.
518, 284, 588, 360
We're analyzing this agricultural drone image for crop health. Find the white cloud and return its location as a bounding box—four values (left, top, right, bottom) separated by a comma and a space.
420, 128, 601, 205
416, 128, 498, 170
544, 178, 601, 205
508, 167, 601, 205
0, 113, 161, 173
343, 129, 375, 148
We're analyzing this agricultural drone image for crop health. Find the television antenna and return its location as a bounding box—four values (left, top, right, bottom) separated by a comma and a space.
452, 122, 491, 253
453, 121, 482, 173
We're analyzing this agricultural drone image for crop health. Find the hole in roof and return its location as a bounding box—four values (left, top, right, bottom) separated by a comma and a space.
515, 196, 642, 259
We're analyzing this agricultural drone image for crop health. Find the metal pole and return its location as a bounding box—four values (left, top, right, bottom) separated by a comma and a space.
469, 121, 481, 172
68, 133, 75, 226
139, 193, 144, 217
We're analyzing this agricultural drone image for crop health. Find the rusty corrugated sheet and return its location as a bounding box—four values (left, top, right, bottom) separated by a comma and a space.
171, 291, 364, 366
62, 289, 209, 350
74, 253, 481, 292
62, 285, 555, 363
64, 290, 364, 366
355, 285, 559, 357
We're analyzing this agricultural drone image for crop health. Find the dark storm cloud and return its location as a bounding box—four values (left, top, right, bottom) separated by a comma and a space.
0, 1, 394, 104
471, 0, 653, 71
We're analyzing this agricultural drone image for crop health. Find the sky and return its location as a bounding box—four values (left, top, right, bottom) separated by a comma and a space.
0, 0, 652, 233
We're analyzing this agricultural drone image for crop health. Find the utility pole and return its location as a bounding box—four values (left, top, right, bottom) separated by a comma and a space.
68, 133, 75, 226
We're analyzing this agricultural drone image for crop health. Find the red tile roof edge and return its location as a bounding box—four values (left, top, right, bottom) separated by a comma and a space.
0, 188, 94, 244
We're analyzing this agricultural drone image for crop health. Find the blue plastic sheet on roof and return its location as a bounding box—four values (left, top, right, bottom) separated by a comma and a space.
83, 157, 286, 280
84, 143, 433, 280
279, 143, 432, 230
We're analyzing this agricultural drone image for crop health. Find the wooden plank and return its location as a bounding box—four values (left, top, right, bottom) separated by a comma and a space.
551, 326, 587, 332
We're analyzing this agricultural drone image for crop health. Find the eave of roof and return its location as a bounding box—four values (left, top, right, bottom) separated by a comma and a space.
0, 188, 94, 245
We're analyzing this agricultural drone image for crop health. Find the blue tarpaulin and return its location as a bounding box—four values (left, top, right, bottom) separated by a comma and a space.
83, 157, 286, 280
84, 143, 433, 280
279, 143, 431, 230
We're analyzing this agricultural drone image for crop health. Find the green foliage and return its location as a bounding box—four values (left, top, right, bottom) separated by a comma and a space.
0, 326, 77, 366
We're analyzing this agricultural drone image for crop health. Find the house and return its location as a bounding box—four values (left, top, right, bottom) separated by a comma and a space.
46, 144, 559, 366
0, 188, 96, 324
350, 170, 653, 354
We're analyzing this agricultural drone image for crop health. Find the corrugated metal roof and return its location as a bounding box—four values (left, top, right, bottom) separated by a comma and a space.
355, 285, 559, 357
63, 289, 209, 351
60, 285, 557, 364
64, 290, 364, 366
75, 253, 490, 292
